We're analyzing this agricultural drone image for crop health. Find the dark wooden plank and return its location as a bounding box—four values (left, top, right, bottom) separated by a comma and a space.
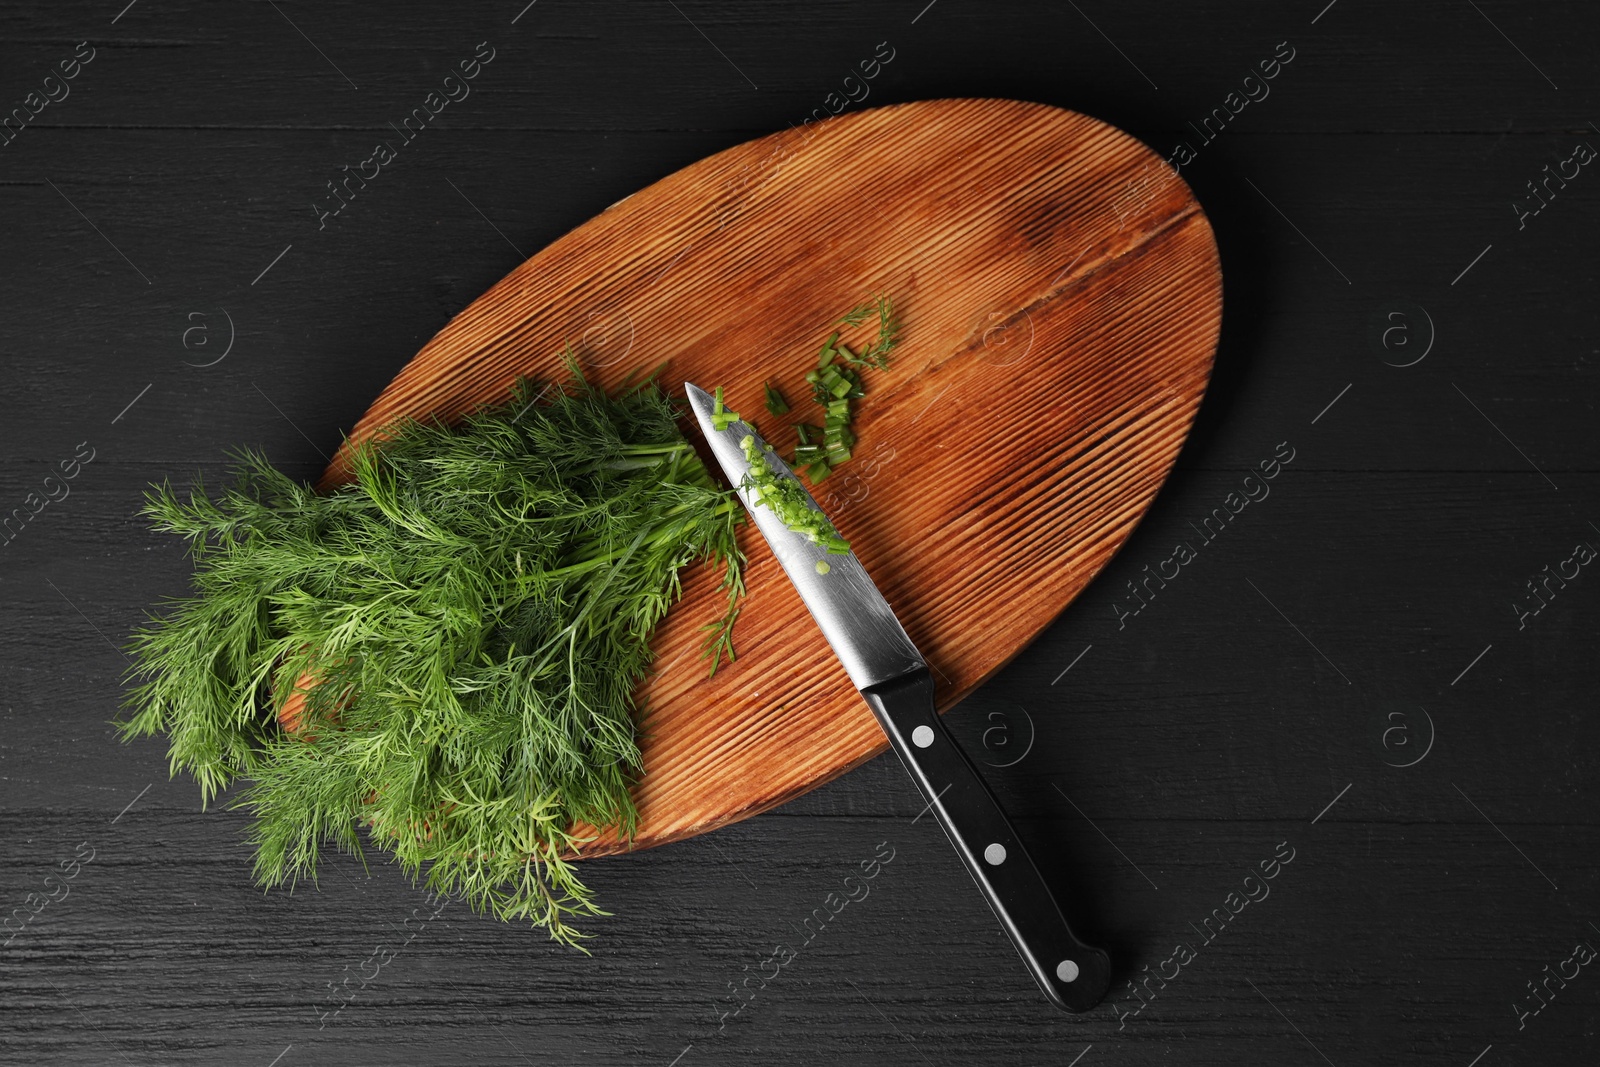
1, 1, 1594, 135
1, 810, 1593, 1065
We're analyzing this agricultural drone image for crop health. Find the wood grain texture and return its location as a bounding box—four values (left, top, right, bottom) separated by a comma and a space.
306, 98, 1221, 855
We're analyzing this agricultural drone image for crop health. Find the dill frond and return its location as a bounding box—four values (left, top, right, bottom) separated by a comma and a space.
120, 372, 745, 946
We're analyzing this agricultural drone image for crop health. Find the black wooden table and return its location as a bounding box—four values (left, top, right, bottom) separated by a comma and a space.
3, 2, 1597, 1063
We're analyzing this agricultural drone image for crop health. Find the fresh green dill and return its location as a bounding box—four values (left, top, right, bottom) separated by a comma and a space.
792, 423, 824, 476
737, 431, 851, 554
790, 297, 900, 483
119, 368, 745, 947
710, 385, 738, 431
703, 389, 852, 553
763, 381, 790, 416
834, 295, 901, 370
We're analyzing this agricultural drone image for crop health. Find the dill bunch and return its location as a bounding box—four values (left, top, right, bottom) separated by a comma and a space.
120, 371, 745, 946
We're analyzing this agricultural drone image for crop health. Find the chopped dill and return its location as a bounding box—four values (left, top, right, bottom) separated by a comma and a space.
834, 294, 901, 370
793, 295, 901, 483
763, 381, 790, 416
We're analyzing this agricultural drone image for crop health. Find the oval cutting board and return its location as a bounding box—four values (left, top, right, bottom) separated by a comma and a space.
318, 98, 1221, 857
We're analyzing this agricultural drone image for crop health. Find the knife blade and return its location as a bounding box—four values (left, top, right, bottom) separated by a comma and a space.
685, 381, 1110, 1013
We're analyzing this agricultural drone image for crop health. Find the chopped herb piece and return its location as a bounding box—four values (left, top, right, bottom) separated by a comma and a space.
763, 381, 790, 416
835, 295, 901, 370
818, 331, 840, 368
733, 431, 850, 552
704, 397, 852, 553
710, 384, 738, 431
792, 423, 825, 468
837, 303, 873, 328
771, 295, 906, 487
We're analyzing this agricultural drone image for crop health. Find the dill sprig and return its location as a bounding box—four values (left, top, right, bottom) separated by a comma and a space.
834, 294, 900, 369
119, 369, 745, 947
790, 296, 902, 484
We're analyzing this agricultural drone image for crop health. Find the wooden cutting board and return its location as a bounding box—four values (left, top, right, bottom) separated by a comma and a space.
317, 98, 1221, 857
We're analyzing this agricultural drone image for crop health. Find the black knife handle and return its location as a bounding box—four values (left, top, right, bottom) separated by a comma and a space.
861, 668, 1111, 1013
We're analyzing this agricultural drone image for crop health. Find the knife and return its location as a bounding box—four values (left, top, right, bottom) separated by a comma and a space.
685, 382, 1111, 1013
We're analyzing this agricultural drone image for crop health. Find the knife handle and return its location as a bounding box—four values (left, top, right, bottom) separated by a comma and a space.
861, 668, 1111, 1013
